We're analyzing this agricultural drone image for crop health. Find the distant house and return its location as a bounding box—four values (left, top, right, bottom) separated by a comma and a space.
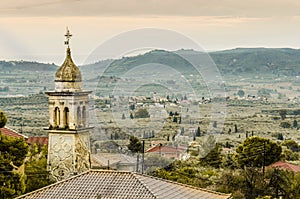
269, 161, 300, 172
0, 126, 28, 139
146, 145, 187, 160
16, 170, 231, 199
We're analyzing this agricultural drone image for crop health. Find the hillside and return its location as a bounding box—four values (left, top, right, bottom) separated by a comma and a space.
82, 48, 300, 79
210, 48, 300, 76
2, 48, 300, 77
0, 60, 57, 71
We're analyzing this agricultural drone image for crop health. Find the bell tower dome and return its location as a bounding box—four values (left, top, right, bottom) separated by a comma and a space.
45, 28, 92, 181
55, 47, 82, 92
54, 28, 82, 92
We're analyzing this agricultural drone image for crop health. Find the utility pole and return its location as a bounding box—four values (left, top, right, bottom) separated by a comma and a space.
142, 140, 145, 174
136, 153, 140, 173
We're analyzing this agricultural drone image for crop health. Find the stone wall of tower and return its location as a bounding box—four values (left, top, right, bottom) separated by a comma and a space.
47, 130, 90, 181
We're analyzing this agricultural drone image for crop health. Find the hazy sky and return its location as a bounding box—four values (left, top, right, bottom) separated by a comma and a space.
1, 0, 300, 64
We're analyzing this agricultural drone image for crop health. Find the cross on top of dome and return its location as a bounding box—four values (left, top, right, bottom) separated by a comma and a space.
64, 27, 72, 47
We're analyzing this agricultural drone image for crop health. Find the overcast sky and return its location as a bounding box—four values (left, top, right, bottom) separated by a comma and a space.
1, 0, 300, 64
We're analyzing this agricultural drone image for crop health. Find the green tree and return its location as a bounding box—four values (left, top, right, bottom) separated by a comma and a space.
173, 116, 178, 123
281, 148, 299, 161
130, 112, 134, 119
129, 104, 135, 110
199, 143, 222, 168
266, 169, 292, 199
241, 167, 266, 199
127, 136, 142, 153
0, 110, 7, 128
234, 124, 238, 133
152, 160, 217, 189
277, 133, 284, 140
195, 126, 201, 137
293, 119, 298, 128
236, 137, 282, 168
281, 140, 300, 152
222, 153, 238, 169
280, 121, 291, 128
128, 136, 143, 172
134, 108, 150, 118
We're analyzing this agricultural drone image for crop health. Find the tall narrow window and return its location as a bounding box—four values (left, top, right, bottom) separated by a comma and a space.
64, 107, 69, 128
77, 106, 81, 127
54, 107, 60, 127
82, 106, 86, 127
58, 109, 60, 126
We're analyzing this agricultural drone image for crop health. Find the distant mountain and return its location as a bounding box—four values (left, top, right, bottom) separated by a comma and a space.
210, 48, 300, 76
84, 48, 300, 78
82, 50, 200, 80
2, 48, 300, 76
0, 60, 57, 71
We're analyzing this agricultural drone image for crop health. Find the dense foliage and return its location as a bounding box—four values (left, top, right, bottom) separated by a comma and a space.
0, 111, 51, 198
236, 137, 282, 168
127, 136, 143, 153
25, 144, 53, 193
0, 111, 28, 199
0, 110, 7, 128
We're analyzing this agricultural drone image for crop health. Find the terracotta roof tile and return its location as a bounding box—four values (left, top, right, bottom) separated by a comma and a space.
27, 137, 48, 146
0, 127, 27, 139
269, 161, 300, 172
16, 170, 231, 199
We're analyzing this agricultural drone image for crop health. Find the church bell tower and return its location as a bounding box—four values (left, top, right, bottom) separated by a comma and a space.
45, 28, 92, 181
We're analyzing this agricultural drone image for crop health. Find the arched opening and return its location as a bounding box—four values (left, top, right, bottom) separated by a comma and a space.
82, 106, 86, 127
64, 107, 69, 128
54, 107, 60, 127
77, 106, 81, 127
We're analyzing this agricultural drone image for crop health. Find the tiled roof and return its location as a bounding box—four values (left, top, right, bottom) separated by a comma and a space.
16, 170, 231, 199
269, 161, 300, 172
27, 137, 48, 146
0, 126, 27, 139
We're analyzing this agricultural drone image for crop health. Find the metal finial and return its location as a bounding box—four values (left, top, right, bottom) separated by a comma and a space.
64, 27, 72, 47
